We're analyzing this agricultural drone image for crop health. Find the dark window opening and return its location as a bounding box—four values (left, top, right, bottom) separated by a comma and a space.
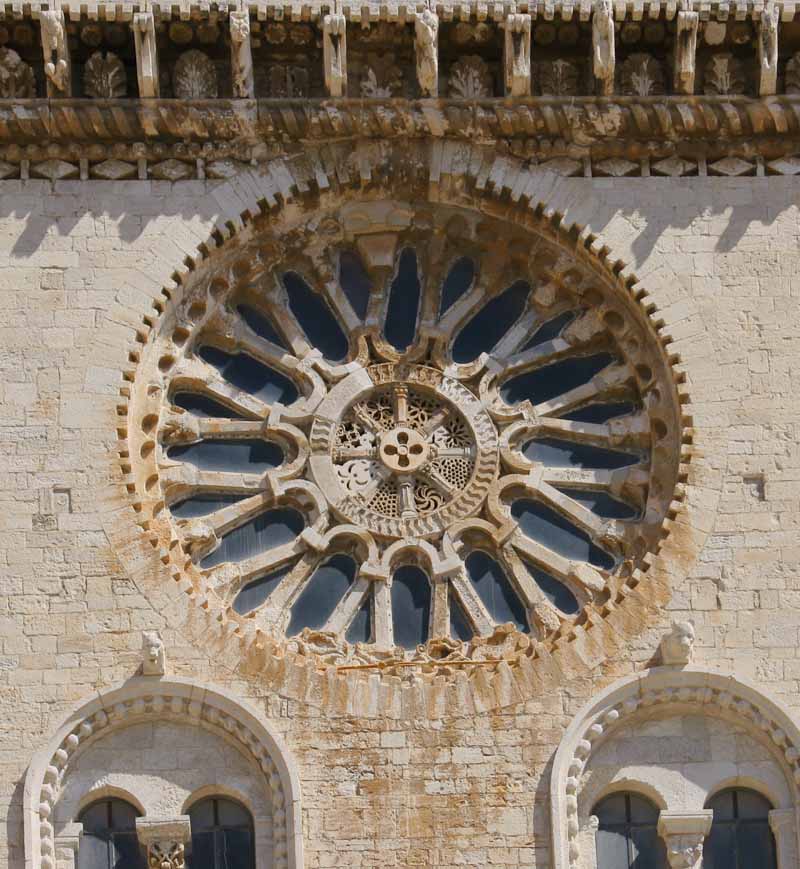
452, 280, 530, 363
167, 439, 283, 474
187, 797, 255, 869
383, 248, 421, 352
77, 798, 145, 869
287, 553, 357, 635
500, 353, 616, 407
464, 550, 529, 633
199, 346, 298, 407
439, 257, 476, 316
283, 271, 348, 361
594, 792, 667, 869
704, 788, 777, 869
200, 507, 304, 569
391, 564, 431, 648
339, 250, 373, 321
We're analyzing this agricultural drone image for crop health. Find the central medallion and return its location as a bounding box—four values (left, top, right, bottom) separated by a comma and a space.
309, 363, 500, 539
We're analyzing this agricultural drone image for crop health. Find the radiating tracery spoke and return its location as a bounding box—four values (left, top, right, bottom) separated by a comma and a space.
142, 208, 680, 664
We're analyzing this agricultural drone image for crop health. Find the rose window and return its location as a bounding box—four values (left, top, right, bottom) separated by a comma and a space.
128, 202, 683, 667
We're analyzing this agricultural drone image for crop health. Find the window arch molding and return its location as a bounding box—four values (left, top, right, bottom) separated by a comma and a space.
23, 677, 303, 869
550, 667, 800, 869
101, 146, 723, 719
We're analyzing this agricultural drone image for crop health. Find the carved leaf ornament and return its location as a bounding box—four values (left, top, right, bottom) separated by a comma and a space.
128, 203, 682, 671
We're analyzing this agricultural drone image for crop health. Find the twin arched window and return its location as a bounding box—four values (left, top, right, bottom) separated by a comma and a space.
593, 788, 778, 869
77, 796, 254, 869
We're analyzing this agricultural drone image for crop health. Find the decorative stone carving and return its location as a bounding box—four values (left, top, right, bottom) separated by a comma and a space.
40, 10, 70, 97
592, 0, 615, 96
0, 47, 35, 98
136, 817, 191, 869
265, 64, 309, 97
660, 621, 695, 665
657, 812, 713, 869
538, 59, 579, 95
758, 3, 779, 96
504, 13, 531, 97
323, 13, 347, 97
674, 0, 698, 94
415, 8, 439, 97
173, 49, 218, 99
448, 55, 493, 98
133, 11, 159, 98
83, 51, 127, 99
360, 56, 403, 97
618, 53, 664, 96
229, 11, 254, 99
142, 630, 165, 676
786, 52, 800, 93
703, 52, 746, 95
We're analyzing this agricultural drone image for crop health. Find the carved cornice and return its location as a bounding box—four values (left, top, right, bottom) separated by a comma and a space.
1, 96, 800, 176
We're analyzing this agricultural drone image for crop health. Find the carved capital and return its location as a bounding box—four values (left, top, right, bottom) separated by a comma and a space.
657, 811, 713, 869
136, 816, 191, 869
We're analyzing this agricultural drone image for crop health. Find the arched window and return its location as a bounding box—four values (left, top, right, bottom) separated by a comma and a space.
77, 798, 145, 869
704, 787, 777, 869
593, 792, 667, 869
187, 796, 255, 869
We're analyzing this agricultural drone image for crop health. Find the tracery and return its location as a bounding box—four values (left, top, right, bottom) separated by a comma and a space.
129, 200, 683, 668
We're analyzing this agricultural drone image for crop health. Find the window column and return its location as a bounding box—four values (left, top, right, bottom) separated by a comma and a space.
768, 808, 799, 869
135, 816, 192, 869
656, 811, 713, 869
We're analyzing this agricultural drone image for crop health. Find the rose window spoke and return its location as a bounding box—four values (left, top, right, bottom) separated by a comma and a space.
130, 204, 683, 671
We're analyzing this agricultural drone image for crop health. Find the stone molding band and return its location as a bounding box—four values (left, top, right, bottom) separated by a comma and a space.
23, 677, 304, 869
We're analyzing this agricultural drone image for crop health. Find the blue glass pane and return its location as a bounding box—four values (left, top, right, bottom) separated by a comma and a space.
384, 248, 420, 352
339, 250, 372, 321
628, 795, 660, 823
167, 439, 283, 473
511, 499, 615, 569
439, 257, 475, 316
199, 346, 298, 406
173, 392, 246, 419
562, 402, 636, 424
449, 589, 474, 641
189, 800, 216, 830
500, 353, 615, 407
629, 826, 667, 869
283, 271, 348, 361
287, 553, 357, 635
734, 789, 772, 819
704, 824, 735, 869
465, 551, 529, 632
595, 828, 631, 869
201, 507, 304, 569
452, 280, 530, 363
391, 565, 431, 648
346, 593, 372, 643
111, 834, 146, 869
557, 489, 637, 520
171, 495, 248, 519
521, 438, 637, 470
216, 799, 252, 827
521, 310, 576, 351
707, 790, 736, 820
187, 831, 215, 869
218, 829, 253, 869
736, 823, 776, 868
237, 304, 288, 349
77, 835, 111, 869
232, 560, 296, 615
524, 561, 579, 614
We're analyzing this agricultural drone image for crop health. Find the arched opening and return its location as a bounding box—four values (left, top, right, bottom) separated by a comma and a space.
77, 798, 145, 869
592, 792, 667, 869
704, 788, 777, 869
186, 796, 255, 869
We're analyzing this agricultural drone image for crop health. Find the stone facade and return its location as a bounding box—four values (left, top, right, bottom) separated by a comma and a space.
1, 3, 800, 868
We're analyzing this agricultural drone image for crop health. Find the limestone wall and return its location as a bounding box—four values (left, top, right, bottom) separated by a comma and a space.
1, 173, 800, 868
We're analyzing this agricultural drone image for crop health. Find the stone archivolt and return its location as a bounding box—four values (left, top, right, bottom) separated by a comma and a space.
125, 191, 685, 678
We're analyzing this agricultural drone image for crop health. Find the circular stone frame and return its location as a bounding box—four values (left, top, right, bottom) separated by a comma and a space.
309, 363, 499, 539
110, 145, 708, 717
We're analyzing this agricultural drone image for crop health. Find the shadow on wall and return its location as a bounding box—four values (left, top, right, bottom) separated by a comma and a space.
0, 172, 793, 263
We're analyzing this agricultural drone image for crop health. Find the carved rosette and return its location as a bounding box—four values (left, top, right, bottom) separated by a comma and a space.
126, 199, 683, 673
173, 49, 218, 99
0, 47, 35, 98
84, 51, 127, 99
